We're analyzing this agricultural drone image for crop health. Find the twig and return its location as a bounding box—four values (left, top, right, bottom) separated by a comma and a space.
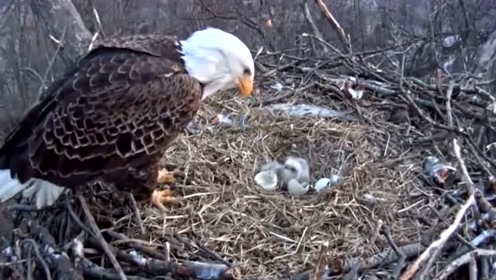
292, 242, 431, 280
189, 232, 233, 267
20, 239, 52, 280
66, 201, 94, 236
116, 249, 239, 280
368, 219, 383, 245
469, 258, 477, 280
303, 2, 328, 55
77, 195, 126, 280
402, 91, 464, 135
38, 27, 66, 100
311, 241, 328, 280
91, 6, 105, 37
399, 193, 475, 280
436, 249, 496, 279
127, 193, 145, 235
312, 0, 351, 53
80, 258, 149, 280
22, 214, 83, 279
445, 80, 455, 128
106, 230, 166, 260
453, 139, 476, 194
382, 226, 406, 278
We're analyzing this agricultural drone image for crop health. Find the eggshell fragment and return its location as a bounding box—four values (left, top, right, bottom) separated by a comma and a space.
254, 170, 278, 191
287, 179, 309, 195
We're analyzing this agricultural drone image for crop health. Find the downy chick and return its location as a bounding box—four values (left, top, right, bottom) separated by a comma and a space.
280, 157, 310, 186
258, 156, 310, 190
282, 157, 310, 195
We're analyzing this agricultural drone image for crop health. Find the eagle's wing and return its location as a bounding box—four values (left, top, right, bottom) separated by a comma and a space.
0, 42, 202, 186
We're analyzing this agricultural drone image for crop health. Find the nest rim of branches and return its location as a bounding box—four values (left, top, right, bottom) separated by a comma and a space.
3, 35, 496, 280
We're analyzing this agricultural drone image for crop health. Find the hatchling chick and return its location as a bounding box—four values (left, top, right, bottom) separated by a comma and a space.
281, 157, 311, 195
280, 157, 310, 186
258, 160, 285, 176
258, 156, 310, 191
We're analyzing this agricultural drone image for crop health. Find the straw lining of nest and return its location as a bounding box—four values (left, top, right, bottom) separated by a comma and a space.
78, 90, 436, 278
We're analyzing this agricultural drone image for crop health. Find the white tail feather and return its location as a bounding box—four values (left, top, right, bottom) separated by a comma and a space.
0, 169, 66, 209
0, 170, 28, 202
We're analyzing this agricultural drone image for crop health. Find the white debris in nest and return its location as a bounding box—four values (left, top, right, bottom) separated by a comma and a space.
71, 238, 84, 259
129, 250, 147, 266
215, 113, 234, 127
2, 246, 13, 258
257, 103, 354, 121
270, 82, 284, 91
342, 80, 365, 99
208, 111, 252, 130
442, 35, 460, 48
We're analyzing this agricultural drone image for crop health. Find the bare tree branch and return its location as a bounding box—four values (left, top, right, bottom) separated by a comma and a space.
312, 0, 352, 53
29, 0, 92, 65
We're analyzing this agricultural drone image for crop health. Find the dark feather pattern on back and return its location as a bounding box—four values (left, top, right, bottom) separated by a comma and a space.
0, 35, 202, 191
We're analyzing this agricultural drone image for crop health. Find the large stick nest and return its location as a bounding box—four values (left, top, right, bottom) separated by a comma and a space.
1, 49, 496, 280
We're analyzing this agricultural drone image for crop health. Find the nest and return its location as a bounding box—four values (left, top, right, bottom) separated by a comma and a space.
2, 51, 496, 280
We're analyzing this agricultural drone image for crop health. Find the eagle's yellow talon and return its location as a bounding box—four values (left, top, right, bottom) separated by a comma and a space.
150, 189, 181, 211
157, 168, 177, 184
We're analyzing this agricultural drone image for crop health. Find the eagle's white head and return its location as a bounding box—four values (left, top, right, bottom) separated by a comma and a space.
180, 27, 255, 100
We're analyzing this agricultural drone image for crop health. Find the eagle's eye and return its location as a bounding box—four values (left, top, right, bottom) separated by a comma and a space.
243, 68, 251, 75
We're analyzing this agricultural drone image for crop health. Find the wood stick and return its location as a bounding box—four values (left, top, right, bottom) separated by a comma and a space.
78, 195, 127, 280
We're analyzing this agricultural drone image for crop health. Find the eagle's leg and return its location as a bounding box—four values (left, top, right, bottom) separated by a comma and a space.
144, 165, 182, 211
108, 163, 181, 212
156, 168, 182, 184
150, 189, 180, 211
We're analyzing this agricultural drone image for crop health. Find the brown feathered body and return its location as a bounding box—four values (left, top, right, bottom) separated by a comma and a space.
0, 35, 202, 199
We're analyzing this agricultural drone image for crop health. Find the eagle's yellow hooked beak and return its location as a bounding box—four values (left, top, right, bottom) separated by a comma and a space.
237, 75, 254, 98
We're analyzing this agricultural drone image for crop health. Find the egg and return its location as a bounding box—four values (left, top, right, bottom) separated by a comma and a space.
254, 170, 278, 191
314, 178, 331, 192
314, 175, 342, 192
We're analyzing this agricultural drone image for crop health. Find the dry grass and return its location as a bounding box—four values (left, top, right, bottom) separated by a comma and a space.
0, 71, 464, 279
86, 87, 443, 278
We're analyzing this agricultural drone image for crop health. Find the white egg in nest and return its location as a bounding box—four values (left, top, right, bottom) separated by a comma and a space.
254, 170, 278, 191
314, 174, 342, 192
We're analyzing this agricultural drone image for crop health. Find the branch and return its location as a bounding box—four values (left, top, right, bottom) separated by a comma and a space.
78, 195, 127, 280
399, 194, 475, 280
292, 242, 429, 280
312, 0, 352, 53
436, 249, 496, 279
303, 2, 328, 54
29, 0, 92, 65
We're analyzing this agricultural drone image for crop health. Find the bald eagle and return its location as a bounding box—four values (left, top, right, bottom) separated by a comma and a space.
0, 27, 255, 210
